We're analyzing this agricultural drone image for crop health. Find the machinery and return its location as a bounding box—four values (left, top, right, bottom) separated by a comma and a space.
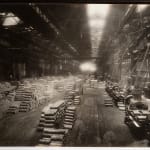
105, 82, 125, 106
105, 81, 114, 96
124, 99, 150, 133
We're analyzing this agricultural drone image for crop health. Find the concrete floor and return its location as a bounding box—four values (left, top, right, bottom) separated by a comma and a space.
0, 83, 148, 146
0, 93, 64, 146
65, 85, 136, 146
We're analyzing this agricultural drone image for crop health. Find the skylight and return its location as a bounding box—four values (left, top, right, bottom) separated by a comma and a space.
136, 5, 148, 13
87, 4, 110, 58
2, 12, 20, 26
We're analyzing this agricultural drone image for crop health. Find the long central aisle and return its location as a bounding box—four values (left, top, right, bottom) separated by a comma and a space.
65, 83, 136, 146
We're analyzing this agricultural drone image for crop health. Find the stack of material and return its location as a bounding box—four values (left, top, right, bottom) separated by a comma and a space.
117, 102, 125, 111
38, 104, 51, 131
43, 109, 58, 128
4, 76, 82, 116
57, 86, 64, 92
13, 78, 57, 112
98, 82, 105, 89
0, 82, 13, 92
6, 91, 15, 101
90, 80, 98, 88
37, 128, 68, 146
85, 79, 90, 87
73, 89, 81, 98
66, 84, 74, 92
6, 101, 20, 114
104, 93, 113, 107
37, 100, 66, 131
29, 81, 52, 104
64, 94, 69, 100
0, 82, 16, 100
74, 95, 81, 105
15, 87, 37, 112
65, 93, 74, 105
55, 80, 66, 93
38, 137, 51, 146
74, 78, 83, 93
74, 89, 80, 97
0, 93, 5, 100
63, 106, 76, 130
50, 100, 66, 123
19, 101, 32, 112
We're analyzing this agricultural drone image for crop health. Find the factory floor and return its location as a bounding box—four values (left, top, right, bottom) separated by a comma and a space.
65, 83, 148, 147
0, 93, 65, 146
0, 82, 148, 147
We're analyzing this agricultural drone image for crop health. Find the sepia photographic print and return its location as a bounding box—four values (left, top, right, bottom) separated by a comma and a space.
0, 2, 150, 148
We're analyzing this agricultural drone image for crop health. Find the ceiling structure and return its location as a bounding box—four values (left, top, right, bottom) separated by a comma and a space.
97, 4, 129, 71
0, 3, 92, 65
0, 3, 144, 76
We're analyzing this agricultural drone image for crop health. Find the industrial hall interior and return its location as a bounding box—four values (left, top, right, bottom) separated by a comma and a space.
0, 3, 150, 147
